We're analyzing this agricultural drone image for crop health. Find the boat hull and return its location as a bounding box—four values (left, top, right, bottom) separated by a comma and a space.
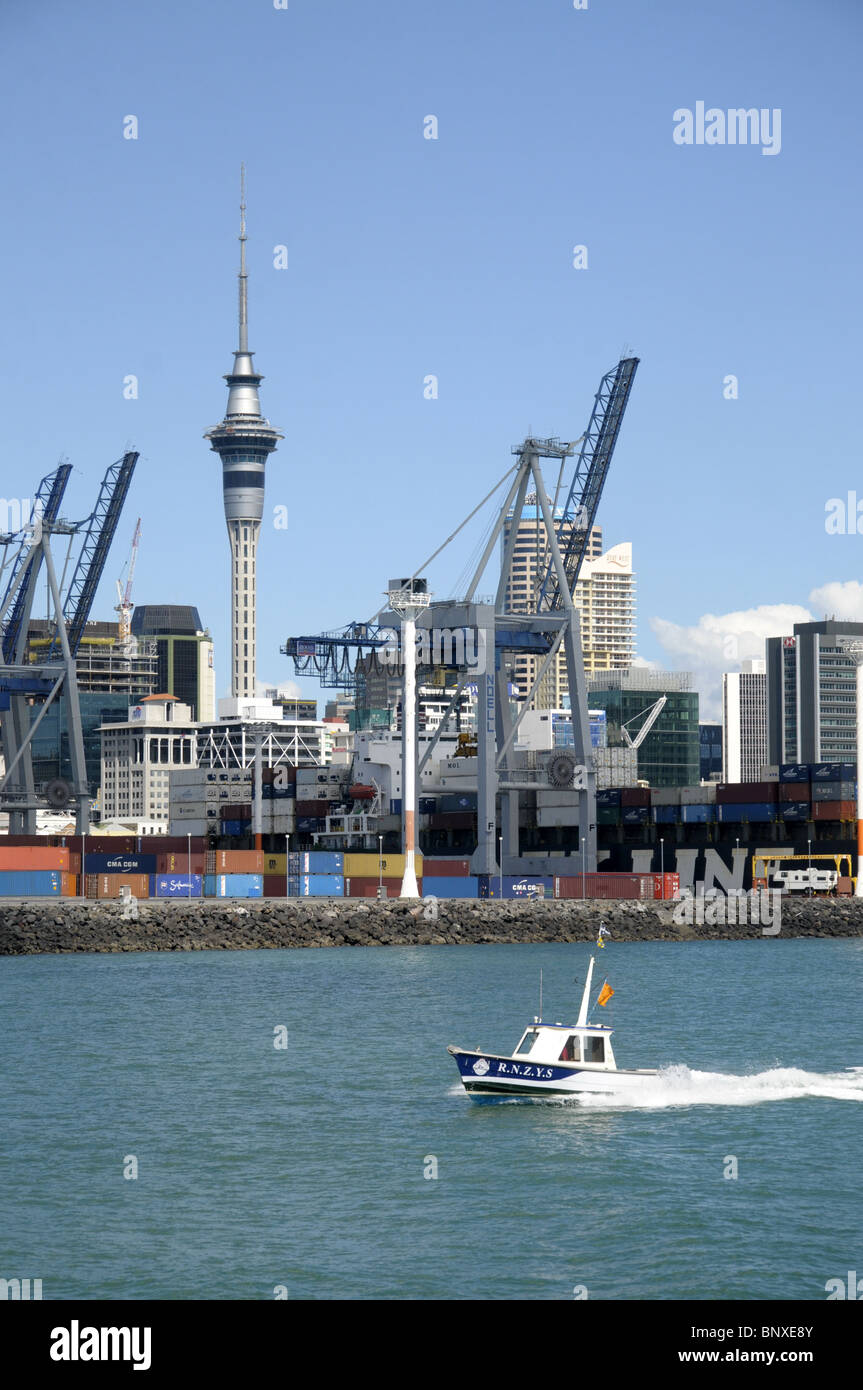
448, 1046, 657, 1098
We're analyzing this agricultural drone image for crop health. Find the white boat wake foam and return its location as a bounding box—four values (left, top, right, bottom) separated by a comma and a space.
575, 1064, 863, 1109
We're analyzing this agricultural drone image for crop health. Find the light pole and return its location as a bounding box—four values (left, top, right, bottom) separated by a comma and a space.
187, 832, 192, 899
581, 831, 586, 899
499, 832, 503, 900
660, 836, 664, 878
387, 578, 431, 899
286, 832, 290, 900
378, 834, 383, 898
835, 637, 863, 896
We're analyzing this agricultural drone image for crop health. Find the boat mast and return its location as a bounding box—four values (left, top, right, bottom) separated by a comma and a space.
576, 955, 595, 1027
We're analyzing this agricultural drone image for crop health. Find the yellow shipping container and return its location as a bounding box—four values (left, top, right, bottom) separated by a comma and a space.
263, 853, 288, 875
343, 852, 423, 880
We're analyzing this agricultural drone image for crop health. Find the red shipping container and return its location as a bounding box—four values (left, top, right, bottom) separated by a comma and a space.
346, 877, 404, 898
208, 849, 264, 873
296, 800, 332, 816
779, 783, 811, 802
620, 788, 651, 807
79, 837, 137, 853
0, 846, 70, 871
138, 836, 207, 853
555, 872, 654, 901
716, 782, 778, 804
89, 873, 150, 899
813, 801, 856, 820
424, 858, 471, 877
263, 874, 288, 897
157, 852, 207, 874
429, 812, 476, 831
62, 872, 76, 897
220, 803, 252, 819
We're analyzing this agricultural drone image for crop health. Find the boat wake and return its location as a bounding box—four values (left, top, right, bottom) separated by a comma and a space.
575, 1064, 863, 1109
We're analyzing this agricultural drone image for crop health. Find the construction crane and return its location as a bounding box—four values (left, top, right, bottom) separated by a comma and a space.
620, 695, 667, 750
115, 517, 141, 647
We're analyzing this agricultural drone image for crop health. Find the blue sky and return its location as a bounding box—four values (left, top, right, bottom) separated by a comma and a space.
1, 0, 861, 716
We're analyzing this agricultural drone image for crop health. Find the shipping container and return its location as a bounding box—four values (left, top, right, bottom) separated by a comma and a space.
263, 874, 288, 897
418, 797, 437, 814
715, 781, 778, 804
204, 874, 263, 898
439, 792, 478, 812
595, 789, 622, 807
298, 875, 345, 897
0, 870, 66, 896
597, 807, 621, 826
423, 858, 472, 877
779, 764, 811, 783
78, 836, 137, 853
157, 852, 207, 874
487, 876, 554, 900
139, 837, 207, 853
345, 877, 402, 898
220, 803, 253, 820
0, 845, 70, 871
779, 782, 812, 802
84, 853, 157, 874
260, 783, 296, 799
810, 763, 842, 782
262, 853, 288, 875
428, 812, 475, 831
812, 801, 856, 821
288, 851, 344, 876
681, 804, 714, 823
220, 820, 250, 837
390, 799, 402, 815
649, 788, 681, 806
150, 874, 203, 898
295, 800, 335, 817
422, 876, 479, 899
90, 873, 150, 899
207, 849, 264, 873
343, 853, 424, 879
622, 806, 649, 825
167, 819, 209, 838
620, 787, 650, 807
780, 802, 811, 821
555, 872, 655, 901
680, 786, 717, 804
811, 782, 842, 802
296, 818, 325, 834
652, 805, 679, 824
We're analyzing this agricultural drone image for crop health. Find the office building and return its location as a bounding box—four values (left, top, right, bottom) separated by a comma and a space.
130, 605, 215, 721
766, 621, 863, 764
722, 659, 767, 782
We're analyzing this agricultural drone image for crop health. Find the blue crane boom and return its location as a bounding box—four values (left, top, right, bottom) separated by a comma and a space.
1, 463, 72, 663
538, 355, 638, 611
48, 451, 138, 658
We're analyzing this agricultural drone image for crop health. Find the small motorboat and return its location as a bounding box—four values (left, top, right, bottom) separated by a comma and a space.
447, 954, 657, 1098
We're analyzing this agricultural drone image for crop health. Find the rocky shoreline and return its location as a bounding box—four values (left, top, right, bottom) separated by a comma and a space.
1, 895, 862, 955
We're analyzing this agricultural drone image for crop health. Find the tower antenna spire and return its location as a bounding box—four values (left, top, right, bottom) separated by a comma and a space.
238, 162, 248, 353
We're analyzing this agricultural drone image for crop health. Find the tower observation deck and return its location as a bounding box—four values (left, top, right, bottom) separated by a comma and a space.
205, 167, 282, 703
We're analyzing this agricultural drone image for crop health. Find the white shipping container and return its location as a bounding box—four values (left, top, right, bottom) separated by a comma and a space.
537, 805, 580, 827
680, 785, 716, 804
168, 818, 208, 836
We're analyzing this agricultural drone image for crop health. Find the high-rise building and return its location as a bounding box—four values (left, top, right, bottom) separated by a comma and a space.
699, 722, 723, 782
766, 620, 863, 764
130, 606, 215, 722
502, 512, 635, 706
586, 669, 699, 787
722, 659, 767, 782
205, 171, 282, 709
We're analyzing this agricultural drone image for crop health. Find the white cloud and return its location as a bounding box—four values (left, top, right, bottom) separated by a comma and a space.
808, 580, 863, 621
648, 603, 813, 720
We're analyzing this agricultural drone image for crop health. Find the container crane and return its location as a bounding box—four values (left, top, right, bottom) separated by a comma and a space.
621, 695, 667, 749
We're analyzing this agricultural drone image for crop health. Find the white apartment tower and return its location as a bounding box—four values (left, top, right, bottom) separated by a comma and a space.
722, 658, 768, 782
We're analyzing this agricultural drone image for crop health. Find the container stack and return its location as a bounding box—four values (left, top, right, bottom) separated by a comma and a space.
296, 767, 345, 834
287, 850, 344, 897
0, 844, 73, 897
203, 848, 264, 897
344, 852, 423, 897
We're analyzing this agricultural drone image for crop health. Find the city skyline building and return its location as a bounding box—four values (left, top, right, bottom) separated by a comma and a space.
766, 620, 863, 764
204, 168, 282, 710
722, 658, 767, 783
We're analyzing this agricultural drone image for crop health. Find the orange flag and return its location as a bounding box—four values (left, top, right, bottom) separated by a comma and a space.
597, 982, 614, 1007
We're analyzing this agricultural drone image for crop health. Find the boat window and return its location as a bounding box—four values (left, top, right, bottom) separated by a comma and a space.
559, 1035, 581, 1062
584, 1036, 605, 1063
515, 1030, 539, 1055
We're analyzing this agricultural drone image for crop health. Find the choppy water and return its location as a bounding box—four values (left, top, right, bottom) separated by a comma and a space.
1, 939, 861, 1300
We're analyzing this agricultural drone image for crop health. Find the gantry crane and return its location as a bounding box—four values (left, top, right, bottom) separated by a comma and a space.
0, 451, 139, 831
282, 357, 639, 877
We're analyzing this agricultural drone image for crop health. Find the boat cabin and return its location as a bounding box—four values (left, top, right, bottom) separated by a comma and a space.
512, 1022, 617, 1071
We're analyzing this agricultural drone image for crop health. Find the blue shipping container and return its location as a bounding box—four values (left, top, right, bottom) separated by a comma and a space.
488, 876, 554, 900
299, 874, 345, 897
623, 806, 649, 825
440, 792, 478, 812
421, 876, 479, 899
390, 799, 402, 815
289, 851, 344, 875
0, 870, 63, 897
781, 802, 811, 821
419, 798, 437, 814
85, 853, 156, 874
596, 789, 622, 807
779, 764, 811, 783
204, 874, 263, 898
221, 820, 248, 837
653, 805, 679, 824
296, 818, 325, 834
681, 804, 715, 823
150, 874, 203, 898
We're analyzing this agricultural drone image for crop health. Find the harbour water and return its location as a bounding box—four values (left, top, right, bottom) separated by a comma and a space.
1, 939, 861, 1301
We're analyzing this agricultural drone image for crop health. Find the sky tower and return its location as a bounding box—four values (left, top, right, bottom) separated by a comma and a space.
205, 167, 282, 707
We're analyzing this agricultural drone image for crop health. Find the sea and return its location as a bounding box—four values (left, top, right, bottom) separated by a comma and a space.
1, 938, 861, 1301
